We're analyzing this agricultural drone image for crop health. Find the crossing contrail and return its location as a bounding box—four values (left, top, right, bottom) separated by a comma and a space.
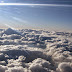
0, 3, 72, 7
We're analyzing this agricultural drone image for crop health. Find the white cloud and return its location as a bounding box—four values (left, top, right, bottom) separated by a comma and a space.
0, 28, 72, 72
0, 65, 8, 72
57, 62, 72, 72
0, 3, 72, 7
5, 67, 29, 72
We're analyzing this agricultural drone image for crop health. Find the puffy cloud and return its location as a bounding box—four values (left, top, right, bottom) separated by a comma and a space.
29, 64, 47, 72
57, 62, 72, 72
0, 28, 72, 72
3, 34, 21, 40
29, 58, 51, 69
17, 55, 26, 62
0, 61, 6, 66
0, 65, 8, 72
5, 67, 30, 72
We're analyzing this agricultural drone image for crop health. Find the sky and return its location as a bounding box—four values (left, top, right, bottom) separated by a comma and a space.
0, 0, 72, 32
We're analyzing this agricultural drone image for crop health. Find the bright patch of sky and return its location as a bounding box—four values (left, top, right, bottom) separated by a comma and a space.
0, 0, 72, 31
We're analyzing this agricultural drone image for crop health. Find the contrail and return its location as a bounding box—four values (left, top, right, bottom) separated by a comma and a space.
0, 3, 72, 7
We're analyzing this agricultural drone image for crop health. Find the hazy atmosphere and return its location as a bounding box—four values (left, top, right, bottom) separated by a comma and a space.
0, 0, 72, 31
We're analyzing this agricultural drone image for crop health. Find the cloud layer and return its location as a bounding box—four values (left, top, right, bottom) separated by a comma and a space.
0, 28, 72, 72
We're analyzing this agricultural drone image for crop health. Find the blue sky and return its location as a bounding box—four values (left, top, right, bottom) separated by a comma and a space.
0, 0, 72, 31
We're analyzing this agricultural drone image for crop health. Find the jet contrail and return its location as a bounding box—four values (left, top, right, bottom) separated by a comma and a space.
0, 3, 72, 7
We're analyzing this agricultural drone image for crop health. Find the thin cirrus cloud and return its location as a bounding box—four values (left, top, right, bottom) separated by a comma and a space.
0, 3, 72, 7
12, 17, 27, 23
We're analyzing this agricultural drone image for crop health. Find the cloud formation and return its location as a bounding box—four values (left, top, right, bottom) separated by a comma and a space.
0, 28, 72, 72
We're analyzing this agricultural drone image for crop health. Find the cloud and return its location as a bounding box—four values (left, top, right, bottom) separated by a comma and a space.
0, 28, 72, 72
0, 65, 8, 72
57, 62, 72, 72
3, 34, 21, 40
12, 17, 27, 23
29, 58, 51, 71
0, 3, 72, 7
5, 67, 29, 72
